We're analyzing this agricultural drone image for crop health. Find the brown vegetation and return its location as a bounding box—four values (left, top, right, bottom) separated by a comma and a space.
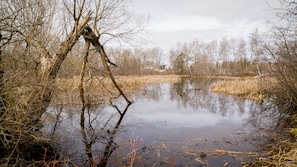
243, 140, 297, 167
210, 77, 277, 101
53, 75, 181, 104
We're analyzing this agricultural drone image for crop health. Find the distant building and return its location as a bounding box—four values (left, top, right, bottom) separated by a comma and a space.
158, 65, 167, 72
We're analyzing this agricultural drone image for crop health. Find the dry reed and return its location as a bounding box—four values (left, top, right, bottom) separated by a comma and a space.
211, 77, 277, 101
243, 140, 297, 167
53, 75, 181, 104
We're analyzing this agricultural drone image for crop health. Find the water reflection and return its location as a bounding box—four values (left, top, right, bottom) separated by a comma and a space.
42, 77, 278, 166
43, 100, 132, 166
169, 78, 251, 117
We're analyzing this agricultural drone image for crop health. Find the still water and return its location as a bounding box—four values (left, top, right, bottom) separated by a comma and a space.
42, 77, 278, 166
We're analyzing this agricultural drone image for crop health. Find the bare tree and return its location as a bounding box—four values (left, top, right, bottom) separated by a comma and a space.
249, 28, 265, 76
219, 37, 231, 75
236, 38, 247, 75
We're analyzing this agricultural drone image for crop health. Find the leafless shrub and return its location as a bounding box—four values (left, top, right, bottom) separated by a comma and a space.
264, 0, 297, 114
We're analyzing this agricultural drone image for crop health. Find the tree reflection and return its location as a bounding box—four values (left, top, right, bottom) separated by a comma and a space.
135, 83, 163, 101
170, 78, 192, 108
168, 77, 279, 125
169, 77, 242, 116
98, 101, 131, 166
42, 99, 132, 166
243, 100, 279, 128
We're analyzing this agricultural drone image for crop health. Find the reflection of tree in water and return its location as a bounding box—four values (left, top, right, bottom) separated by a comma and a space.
170, 77, 216, 110
243, 100, 279, 128
169, 77, 266, 118
240, 101, 281, 155
97, 100, 132, 166
170, 78, 192, 108
133, 83, 163, 101
43, 99, 134, 166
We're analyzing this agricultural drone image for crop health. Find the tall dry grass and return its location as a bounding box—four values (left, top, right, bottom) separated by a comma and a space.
243, 140, 297, 167
53, 75, 181, 104
211, 77, 277, 101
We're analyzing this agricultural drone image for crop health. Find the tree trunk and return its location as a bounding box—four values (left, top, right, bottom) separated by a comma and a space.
0, 33, 5, 116
26, 13, 91, 126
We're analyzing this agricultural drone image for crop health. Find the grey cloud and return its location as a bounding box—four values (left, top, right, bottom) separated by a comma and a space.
133, 0, 277, 23
130, 0, 279, 52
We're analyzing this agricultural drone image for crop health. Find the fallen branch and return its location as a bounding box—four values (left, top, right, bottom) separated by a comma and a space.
204, 149, 258, 156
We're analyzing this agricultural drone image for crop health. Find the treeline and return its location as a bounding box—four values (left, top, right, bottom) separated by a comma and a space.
169, 30, 270, 76
1, 34, 270, 79
54, 29, 273, 77
56, 31, 269, 77
57, 45, 168, 77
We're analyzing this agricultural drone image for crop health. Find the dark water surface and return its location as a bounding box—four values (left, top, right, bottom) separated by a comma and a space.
42, 77, 278, 166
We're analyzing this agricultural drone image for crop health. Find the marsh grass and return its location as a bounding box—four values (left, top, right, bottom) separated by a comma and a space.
211, 77, 277, 101
243, 140, 297, 167
53, 75, 181, 104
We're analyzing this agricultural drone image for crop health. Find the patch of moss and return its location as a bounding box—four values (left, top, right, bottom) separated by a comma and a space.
290, 128, 297, 138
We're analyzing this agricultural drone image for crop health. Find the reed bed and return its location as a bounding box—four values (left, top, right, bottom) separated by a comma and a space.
53, 75, 181, 104
211, 77, 276, 101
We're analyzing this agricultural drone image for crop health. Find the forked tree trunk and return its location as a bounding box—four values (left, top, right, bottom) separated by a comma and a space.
27, 13, 91, 126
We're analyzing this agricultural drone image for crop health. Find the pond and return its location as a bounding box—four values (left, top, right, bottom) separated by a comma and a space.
42, 77, 278, 166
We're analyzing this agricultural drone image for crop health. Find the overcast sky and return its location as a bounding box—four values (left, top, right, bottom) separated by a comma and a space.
129, 0, 279, 52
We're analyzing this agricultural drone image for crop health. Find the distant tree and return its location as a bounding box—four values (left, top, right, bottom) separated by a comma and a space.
236, 38, 247, 75
249, 28, 265, 76
189, 40, 216, 75
122, 49, 141, 75
170, 51, 187, 75
219, 37, 231, 75
148, 47, 164, 69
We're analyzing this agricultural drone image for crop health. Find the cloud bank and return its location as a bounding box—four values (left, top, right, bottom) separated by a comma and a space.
130, 0, 279, 51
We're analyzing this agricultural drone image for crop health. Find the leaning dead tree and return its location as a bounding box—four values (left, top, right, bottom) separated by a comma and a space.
27, 12, 92, 125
